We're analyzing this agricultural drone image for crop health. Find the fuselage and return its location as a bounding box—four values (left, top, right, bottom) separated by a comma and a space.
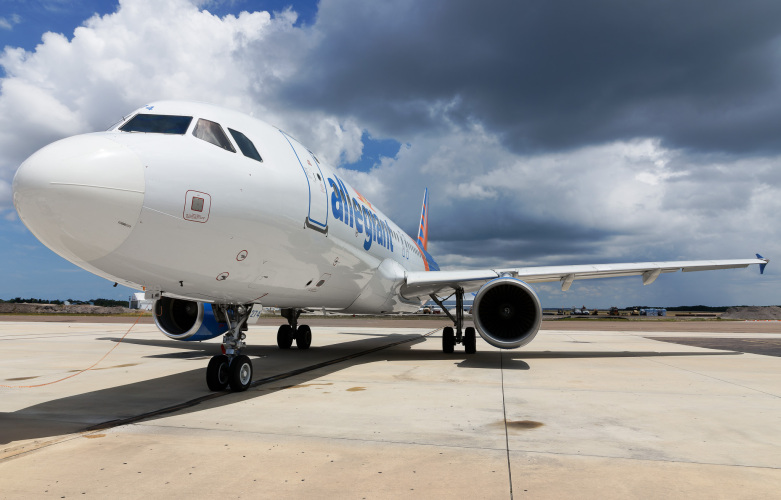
13, 101, 433, 313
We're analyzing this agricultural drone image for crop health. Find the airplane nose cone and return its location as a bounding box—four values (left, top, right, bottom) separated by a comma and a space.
13, 134, 145, 264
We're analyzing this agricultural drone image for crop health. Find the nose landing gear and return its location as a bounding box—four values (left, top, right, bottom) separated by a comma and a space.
206, 304, 254, 392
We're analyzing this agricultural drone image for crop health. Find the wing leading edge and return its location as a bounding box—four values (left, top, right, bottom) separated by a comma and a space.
401, 257, 769, 298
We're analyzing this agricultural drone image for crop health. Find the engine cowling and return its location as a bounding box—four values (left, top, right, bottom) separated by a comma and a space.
472, 277, 542, 349
153, 297, 228, 341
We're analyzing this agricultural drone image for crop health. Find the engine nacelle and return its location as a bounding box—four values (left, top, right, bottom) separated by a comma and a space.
472, 277, 542, 349
153, 297, 228, 341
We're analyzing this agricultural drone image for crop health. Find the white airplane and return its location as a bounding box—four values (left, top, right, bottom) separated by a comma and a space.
12, 101, 769, 392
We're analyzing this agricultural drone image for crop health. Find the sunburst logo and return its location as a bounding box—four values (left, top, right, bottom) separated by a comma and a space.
355, 190, 373, 210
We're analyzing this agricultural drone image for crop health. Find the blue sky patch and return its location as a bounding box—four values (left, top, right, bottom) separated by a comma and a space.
343, 131, 401, 172
203, 0, 318, 26
0, 1, 117, 53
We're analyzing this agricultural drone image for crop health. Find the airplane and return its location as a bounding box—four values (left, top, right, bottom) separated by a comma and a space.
12, 101, 769, 392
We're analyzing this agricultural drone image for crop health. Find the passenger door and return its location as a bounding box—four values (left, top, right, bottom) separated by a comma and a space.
280, 132, 329, 233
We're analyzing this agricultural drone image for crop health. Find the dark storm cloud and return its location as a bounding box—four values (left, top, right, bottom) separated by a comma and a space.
393, 191, 623, 263
283, 0, 781, 154
432, 229, 618, 264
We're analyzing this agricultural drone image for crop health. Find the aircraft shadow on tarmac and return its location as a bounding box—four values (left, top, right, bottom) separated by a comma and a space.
0, 333, 740, 446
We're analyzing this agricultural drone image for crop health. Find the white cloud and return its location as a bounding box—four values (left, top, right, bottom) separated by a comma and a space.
0, 15, 21, 31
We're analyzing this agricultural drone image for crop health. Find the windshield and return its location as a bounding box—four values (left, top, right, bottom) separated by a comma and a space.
228, 128, 263, 162
119, 114, 193, 134
193, 118, 236, 152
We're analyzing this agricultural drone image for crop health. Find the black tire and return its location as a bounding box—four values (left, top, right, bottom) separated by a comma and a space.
229, 355, 253, 392
442, 326, 455, 354
296, 324, 312, 350
277, 324, 294, 349
464, 326, 477, 354
206, 355, 230, 391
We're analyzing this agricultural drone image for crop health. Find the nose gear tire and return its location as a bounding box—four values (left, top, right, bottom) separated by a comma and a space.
229, 355, 253, 392
206, 355, 230, 391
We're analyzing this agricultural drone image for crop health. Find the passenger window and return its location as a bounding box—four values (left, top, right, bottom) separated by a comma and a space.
193, 119, 236, 152
119, 114, 193, 134
228, 128, 263, 162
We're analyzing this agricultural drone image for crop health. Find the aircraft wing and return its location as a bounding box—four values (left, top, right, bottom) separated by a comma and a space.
401, 257, 769, 298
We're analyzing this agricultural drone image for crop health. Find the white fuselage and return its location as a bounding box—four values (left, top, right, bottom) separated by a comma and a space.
13, 101, 429, 313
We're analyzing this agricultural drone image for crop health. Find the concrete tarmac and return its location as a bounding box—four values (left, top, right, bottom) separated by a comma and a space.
1, 320, 780, 499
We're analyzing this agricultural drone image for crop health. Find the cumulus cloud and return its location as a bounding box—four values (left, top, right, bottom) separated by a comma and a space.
0, 0, 778, 305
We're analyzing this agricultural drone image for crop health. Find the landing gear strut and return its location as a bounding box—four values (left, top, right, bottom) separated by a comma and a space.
277, 308, 312, 350
430, 288, 476, 355
206, 304, 254, 392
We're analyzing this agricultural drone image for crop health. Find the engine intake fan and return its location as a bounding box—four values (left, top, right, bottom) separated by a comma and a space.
472, 277, 542, 349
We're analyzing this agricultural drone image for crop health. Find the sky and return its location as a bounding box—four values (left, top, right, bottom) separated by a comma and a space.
0, 0, 779, 307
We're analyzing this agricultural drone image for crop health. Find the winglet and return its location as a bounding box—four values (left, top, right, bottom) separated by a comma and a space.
757, 254, 768, 275
417, 188, 429, 251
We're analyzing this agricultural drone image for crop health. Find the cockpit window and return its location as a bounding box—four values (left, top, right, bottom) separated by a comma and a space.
193, 118, 236, 153
228, 128, 263, 162
119, 114, 193, 134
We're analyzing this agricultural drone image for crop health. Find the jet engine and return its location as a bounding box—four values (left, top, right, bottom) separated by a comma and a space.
472, 277, 542, 349
153, 297, 228, 341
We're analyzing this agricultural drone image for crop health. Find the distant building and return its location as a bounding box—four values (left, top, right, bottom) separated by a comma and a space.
129, 293, 154, 311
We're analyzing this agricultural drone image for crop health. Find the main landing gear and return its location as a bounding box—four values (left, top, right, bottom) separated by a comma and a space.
276, 308, 312, 350
430, 288, 476, 355
206, 304, 254, 392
